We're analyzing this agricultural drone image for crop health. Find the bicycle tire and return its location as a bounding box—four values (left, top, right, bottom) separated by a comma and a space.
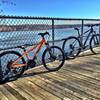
0, 51, 26, 84
62, 36, 81, 59
90, 34, 100, 54
42, 46, 65, 71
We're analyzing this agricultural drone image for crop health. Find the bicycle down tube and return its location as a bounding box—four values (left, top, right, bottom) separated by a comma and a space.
11, 38, 46, 68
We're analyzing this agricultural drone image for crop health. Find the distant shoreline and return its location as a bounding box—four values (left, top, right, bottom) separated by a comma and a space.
0, 24, 81, 32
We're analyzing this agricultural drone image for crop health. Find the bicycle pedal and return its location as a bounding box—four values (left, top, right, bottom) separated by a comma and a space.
27, 60, 36, 69
64, 52, 68, 57
83, 45, 88, 49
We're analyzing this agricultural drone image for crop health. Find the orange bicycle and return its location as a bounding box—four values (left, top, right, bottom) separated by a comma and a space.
0, 32, 65, 83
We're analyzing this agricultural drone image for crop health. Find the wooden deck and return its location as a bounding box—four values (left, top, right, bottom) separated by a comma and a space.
0, 52, 100, 100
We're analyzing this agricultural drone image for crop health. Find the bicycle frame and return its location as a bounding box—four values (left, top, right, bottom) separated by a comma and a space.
78, 27, 96, 48
70, 26, 97, 50
11, 38, 47, 69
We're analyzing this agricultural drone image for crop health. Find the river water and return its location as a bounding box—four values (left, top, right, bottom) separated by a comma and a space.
0, 27, 99, 64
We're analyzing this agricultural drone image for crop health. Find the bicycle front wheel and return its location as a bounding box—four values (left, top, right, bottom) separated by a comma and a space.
90, 34, 100, 54
0, 51, 26, 84
42, 46, 65, 71
62, 36, 81, 59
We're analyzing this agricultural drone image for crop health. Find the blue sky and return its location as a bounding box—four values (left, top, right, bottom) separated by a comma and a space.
0, 0, 100, 18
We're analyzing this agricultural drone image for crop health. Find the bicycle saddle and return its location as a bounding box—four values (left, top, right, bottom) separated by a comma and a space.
38, 32, 49, 37
74, 28, 79, 30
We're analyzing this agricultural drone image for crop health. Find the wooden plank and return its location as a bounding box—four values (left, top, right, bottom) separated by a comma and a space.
13, 78, 61, 100
60, 69, 100, 88
13, 79, 47, 100
69, 60, 100, 73
0, 85, 18, 100
50, 71, 100, 96
63, 66, 100, 86
63, 63, 100, 81
0, 50, 100, 100
7, 82, 36, 100
24, 68, 84, 99
39, 72, 100, 100
29, 64, 100, 99
0, 90, 8, 100
26, 75, 83, 100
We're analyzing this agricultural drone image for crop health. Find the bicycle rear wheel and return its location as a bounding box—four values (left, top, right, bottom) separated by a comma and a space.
62, 36, 81, 59
42, 46, 65, 71
90, 34, 100, 54
0, 51, 26, 84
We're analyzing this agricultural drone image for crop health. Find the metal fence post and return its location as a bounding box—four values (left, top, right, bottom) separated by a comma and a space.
99, 25, 100, 34
81, 20, 84, 43
81, 20, 84, 35
52, 19, 55, 46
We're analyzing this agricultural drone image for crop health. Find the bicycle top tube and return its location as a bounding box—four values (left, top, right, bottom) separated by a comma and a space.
74, 24, 98, 37
16, 31, 50, 50
85, 23, 100, 27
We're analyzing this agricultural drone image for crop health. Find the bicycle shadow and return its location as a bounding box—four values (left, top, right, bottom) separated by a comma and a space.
64, 51, 100, 61
12, 53, 100, 80
4, 68, 54, 84
5, 52, 100, 84
18, 53, 99, 79
78, 52, 100, 58
15, 54, 95, 79
21, 69, 53, 78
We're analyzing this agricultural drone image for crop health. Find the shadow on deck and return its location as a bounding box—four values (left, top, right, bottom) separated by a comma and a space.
0, 51, 100, 100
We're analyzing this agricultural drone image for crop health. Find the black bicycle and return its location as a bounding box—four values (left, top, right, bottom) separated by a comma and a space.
62, 24, 100, 59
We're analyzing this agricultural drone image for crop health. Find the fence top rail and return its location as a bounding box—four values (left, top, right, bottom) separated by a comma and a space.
0, 15, 100, 21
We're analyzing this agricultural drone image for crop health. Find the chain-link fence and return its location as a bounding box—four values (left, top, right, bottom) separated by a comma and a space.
0, 15, 100, 65
0, 16, 100, 49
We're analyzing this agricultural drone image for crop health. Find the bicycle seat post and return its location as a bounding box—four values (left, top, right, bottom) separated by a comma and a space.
74, 28, 81, 38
